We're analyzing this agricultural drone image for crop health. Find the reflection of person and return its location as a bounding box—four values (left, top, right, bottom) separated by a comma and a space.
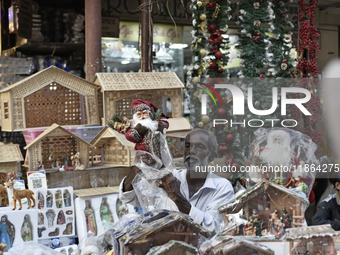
84, 200, 97, 236
21, 215, 32, 241
312, 178, 340, 230
120, 129, 235, 233
63, 190, 71, 207
0, 215, 14, 251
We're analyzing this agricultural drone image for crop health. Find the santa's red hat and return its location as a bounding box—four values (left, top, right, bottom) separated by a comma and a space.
131, 99, 168, 118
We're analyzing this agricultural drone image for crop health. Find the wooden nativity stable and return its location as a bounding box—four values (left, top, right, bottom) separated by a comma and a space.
118, 212, 211, 255
0, 66, 100, 132
285, 224, 339, 255
199, 236, 274, 255
93, 72, 184, 126
0, 144, 24, 174
146, 240, 198, 255
218, 180, 310, 235
24, 124, 92, 170
90, 117, 192, 167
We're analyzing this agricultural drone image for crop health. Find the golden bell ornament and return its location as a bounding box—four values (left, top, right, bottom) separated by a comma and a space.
192, 76, 200, 84
197, 1, 202, 7
201, 115, 210, 124
200, 14, 207, 21
198, 122, 204, 127
200, 48, 207, 58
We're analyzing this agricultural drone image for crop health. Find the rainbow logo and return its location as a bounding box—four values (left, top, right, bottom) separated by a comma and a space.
198, 82, 223, 106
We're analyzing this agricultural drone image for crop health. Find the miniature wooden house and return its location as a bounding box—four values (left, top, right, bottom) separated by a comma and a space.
199, 236, 274, 255
146, 240, 198, 255
166, 117, 191, 157
0, 144, 24, 174
90, 117, 191, 166
218, 180, 310, 235
90, 126, 135, 167
285, 224, 339, 255
93, 72, 184, 126
119, 212, 211, 255
24, 124, 92, 170
0, 66, 100, 132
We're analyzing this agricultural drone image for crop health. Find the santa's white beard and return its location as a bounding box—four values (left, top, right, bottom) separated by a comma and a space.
259, 143, 294, 166
133, 115, 158, 132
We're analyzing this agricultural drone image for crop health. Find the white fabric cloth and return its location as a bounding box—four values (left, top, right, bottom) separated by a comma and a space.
119, 169, 234, 233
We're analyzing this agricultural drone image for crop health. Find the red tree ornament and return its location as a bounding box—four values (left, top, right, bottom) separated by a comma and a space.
209, 61, 216, 69
207, 2, 214, 8
226, 134, 234, 143
217, 108, 226, 117
281, 14, 286, 17
208, 24, 216, 32
215, 51, 223, 59
218, 68, 223, 73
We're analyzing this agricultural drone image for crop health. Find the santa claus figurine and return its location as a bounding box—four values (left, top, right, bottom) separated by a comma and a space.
125, 99, 169, 159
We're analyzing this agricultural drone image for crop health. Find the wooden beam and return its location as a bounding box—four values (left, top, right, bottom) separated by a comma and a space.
140, 0, 153, 72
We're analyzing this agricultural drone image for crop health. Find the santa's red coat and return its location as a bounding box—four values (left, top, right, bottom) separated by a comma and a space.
125, 120, 169, 152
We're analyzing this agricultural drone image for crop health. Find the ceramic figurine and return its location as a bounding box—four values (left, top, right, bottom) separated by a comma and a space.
48, 227, 59, 237
63, 189, 71, 207
21, 215, 32, 241
38, 192, 44, 209
243, 216, 256, 236
37, 227, 46, 238
56, 157, 62, 168
281, 207, 292, 229
63, 223, 72, 235
74, 152, 85, 170
116, 198, 128, 219
84, 200, 97, 236
63, 155, 69, 167
46, 209, 56, 228
100, 198, 113, 228
48, 155, 54, 168
57, 211, 66, 225
6, 178, 35, 210
38, 213, 44, 225
37, 161, 44, 170
46, 191, 53, 208
268, 209, 285, 239
0, 185, 8, 207
55, 190, 62, 208
71, 153, 75, 168
252, 209, 263, 236
0, 215, 14, 251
